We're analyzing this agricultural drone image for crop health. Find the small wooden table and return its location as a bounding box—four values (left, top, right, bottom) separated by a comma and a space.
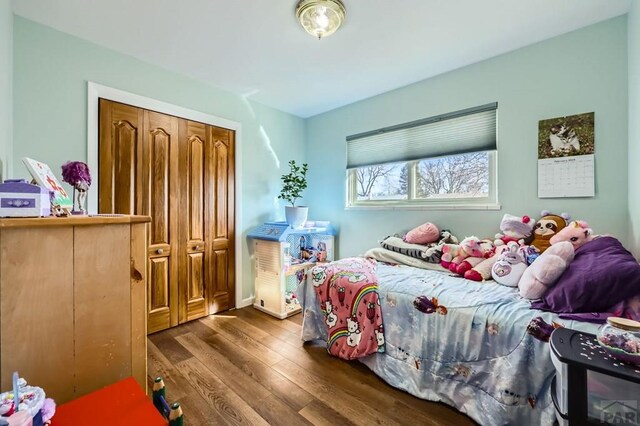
50, 377, 165, 426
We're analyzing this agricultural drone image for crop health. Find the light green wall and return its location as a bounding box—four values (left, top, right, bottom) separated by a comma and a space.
13, 16, 306, 302
0, 2, 12, 180
629, 5, 640, 258
306, 17, 629, 258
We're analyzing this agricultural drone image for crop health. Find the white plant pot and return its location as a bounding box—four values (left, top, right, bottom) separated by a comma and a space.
285, 206, 308, 229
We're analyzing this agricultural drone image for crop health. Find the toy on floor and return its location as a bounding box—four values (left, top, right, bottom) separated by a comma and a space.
0, 373, 55, 426
152, 377, 183, 426
529, 211, 570, 253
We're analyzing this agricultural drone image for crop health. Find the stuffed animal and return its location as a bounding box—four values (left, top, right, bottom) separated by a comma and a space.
491, 242, 529, 287
464, 244, 507, 281
522, 245, 541, 265
529, 211, 570, 253
404, 222, 440, 245
549, 220, 593, 251
465, 213, 534, 282
518, 241, 575, 299
440, 243, 464, 270
494, 214, 535, 246
450, 237, 495, 276
422, 229, 459, 263
441, 236, 490, 273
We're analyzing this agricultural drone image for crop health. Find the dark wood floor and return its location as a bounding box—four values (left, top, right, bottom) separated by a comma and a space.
147, 306, 474, 426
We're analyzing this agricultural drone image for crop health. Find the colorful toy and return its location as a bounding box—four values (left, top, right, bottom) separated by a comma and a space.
522, 245, 541, 265
518, 241, 575, 299
549, 220, 593, 251
0, 373, 54, 425
152, 377, 184, 426
403, 222, 440, 245
529, 211, 570, 253
494, 214, 534, 246
421, 230, 459, 263
0, 179, 51, 218
491, 242, 529, 287
464, 244, 506, 282
443, 237, 494, 276
61, 161, 92, 215
464, 213, 533, 282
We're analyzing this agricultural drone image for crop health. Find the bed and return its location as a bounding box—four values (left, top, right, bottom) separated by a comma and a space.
298, 260, 600, 426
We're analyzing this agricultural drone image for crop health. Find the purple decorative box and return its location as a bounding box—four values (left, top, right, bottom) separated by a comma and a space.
0, 179, 51, 217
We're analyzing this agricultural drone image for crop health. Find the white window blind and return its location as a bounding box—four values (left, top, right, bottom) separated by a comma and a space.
346, 103, 497, 169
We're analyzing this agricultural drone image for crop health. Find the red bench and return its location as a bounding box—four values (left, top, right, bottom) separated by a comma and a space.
50, 377, 166, 426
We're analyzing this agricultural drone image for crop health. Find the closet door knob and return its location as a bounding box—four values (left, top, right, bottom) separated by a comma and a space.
156, 248, 164, 254
195, 245, 202, 250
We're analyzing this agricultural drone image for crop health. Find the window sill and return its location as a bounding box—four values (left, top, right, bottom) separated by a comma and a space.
345, 202, 501, 211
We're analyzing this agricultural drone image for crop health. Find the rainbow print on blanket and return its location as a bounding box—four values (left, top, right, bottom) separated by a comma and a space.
311, 257, 385, 360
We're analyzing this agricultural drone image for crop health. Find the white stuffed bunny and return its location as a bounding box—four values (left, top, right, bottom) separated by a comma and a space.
491, 242, 529, 287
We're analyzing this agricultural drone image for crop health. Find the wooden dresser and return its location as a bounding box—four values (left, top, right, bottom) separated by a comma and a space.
0, 215, 150, 404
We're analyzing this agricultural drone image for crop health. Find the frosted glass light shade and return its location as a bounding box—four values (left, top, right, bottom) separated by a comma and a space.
296, 0, 346, 40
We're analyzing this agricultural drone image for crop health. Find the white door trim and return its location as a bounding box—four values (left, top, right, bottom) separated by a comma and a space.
87, 81, 244, 311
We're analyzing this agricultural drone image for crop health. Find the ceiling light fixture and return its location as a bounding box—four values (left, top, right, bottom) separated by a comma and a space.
295, 0, 346, 40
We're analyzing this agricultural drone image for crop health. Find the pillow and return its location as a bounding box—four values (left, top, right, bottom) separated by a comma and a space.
531, 237, 640, 313
404, 222, 439, 245
380, 236, 434, 261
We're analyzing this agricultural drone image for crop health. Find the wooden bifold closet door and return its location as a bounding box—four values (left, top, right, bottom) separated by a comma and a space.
98, 99, 235, 333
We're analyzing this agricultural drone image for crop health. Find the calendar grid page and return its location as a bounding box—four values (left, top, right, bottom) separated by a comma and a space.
538, 154, 595, 198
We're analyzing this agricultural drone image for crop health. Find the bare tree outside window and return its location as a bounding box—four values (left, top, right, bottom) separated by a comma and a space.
352, 152, 489, 203
355, 163, 407, 200
416, 152, 489, 198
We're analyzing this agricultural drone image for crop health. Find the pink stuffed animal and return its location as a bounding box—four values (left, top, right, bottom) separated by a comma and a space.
404, 222, 440, 245
518, 241, 575, 299
449, 237, 495, 276
440, 242, 465, 270
442, 237, 485, 273
549, 220, 593, 251
465, 213, 533, 282
465, 244, 507, 282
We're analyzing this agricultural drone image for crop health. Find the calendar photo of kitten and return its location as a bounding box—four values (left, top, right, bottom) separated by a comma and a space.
538, 112, 594, 159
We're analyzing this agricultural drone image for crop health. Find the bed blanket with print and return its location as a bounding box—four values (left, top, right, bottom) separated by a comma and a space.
309, 257, 385, 360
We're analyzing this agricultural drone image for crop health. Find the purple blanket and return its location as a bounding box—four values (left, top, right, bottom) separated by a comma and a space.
531, 236, 640, 320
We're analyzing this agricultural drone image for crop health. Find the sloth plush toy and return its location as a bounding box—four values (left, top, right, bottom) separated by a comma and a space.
529, 211, 571, 253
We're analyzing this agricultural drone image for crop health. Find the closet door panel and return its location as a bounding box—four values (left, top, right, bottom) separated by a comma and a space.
144, 111, 179, 332
207, 126, 235, 313
210, 249, 229, 314
98, 99, 143, 215
179, 120, 208, 322
148, 256, 170, 332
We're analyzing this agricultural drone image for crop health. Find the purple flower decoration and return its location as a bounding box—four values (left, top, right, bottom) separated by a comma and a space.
61, 161, 92, 189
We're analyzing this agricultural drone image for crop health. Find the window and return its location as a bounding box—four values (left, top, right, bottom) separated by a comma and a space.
346, 103, 498, 209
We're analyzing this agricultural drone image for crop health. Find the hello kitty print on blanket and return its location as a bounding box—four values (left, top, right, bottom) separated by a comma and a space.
310, 257, 385, 360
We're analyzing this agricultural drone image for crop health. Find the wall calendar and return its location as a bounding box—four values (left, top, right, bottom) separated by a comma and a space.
537, 112, 595, 198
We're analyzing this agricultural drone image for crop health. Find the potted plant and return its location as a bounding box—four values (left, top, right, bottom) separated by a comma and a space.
278, 160, 309, 229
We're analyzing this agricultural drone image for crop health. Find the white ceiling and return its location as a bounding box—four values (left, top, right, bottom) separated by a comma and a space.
12, 0, 632, 118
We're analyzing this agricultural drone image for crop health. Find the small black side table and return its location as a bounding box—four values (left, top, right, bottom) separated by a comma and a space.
550, 327, 640, 425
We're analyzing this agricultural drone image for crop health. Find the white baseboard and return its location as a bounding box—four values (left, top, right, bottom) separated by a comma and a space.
237, 297, 255, 309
